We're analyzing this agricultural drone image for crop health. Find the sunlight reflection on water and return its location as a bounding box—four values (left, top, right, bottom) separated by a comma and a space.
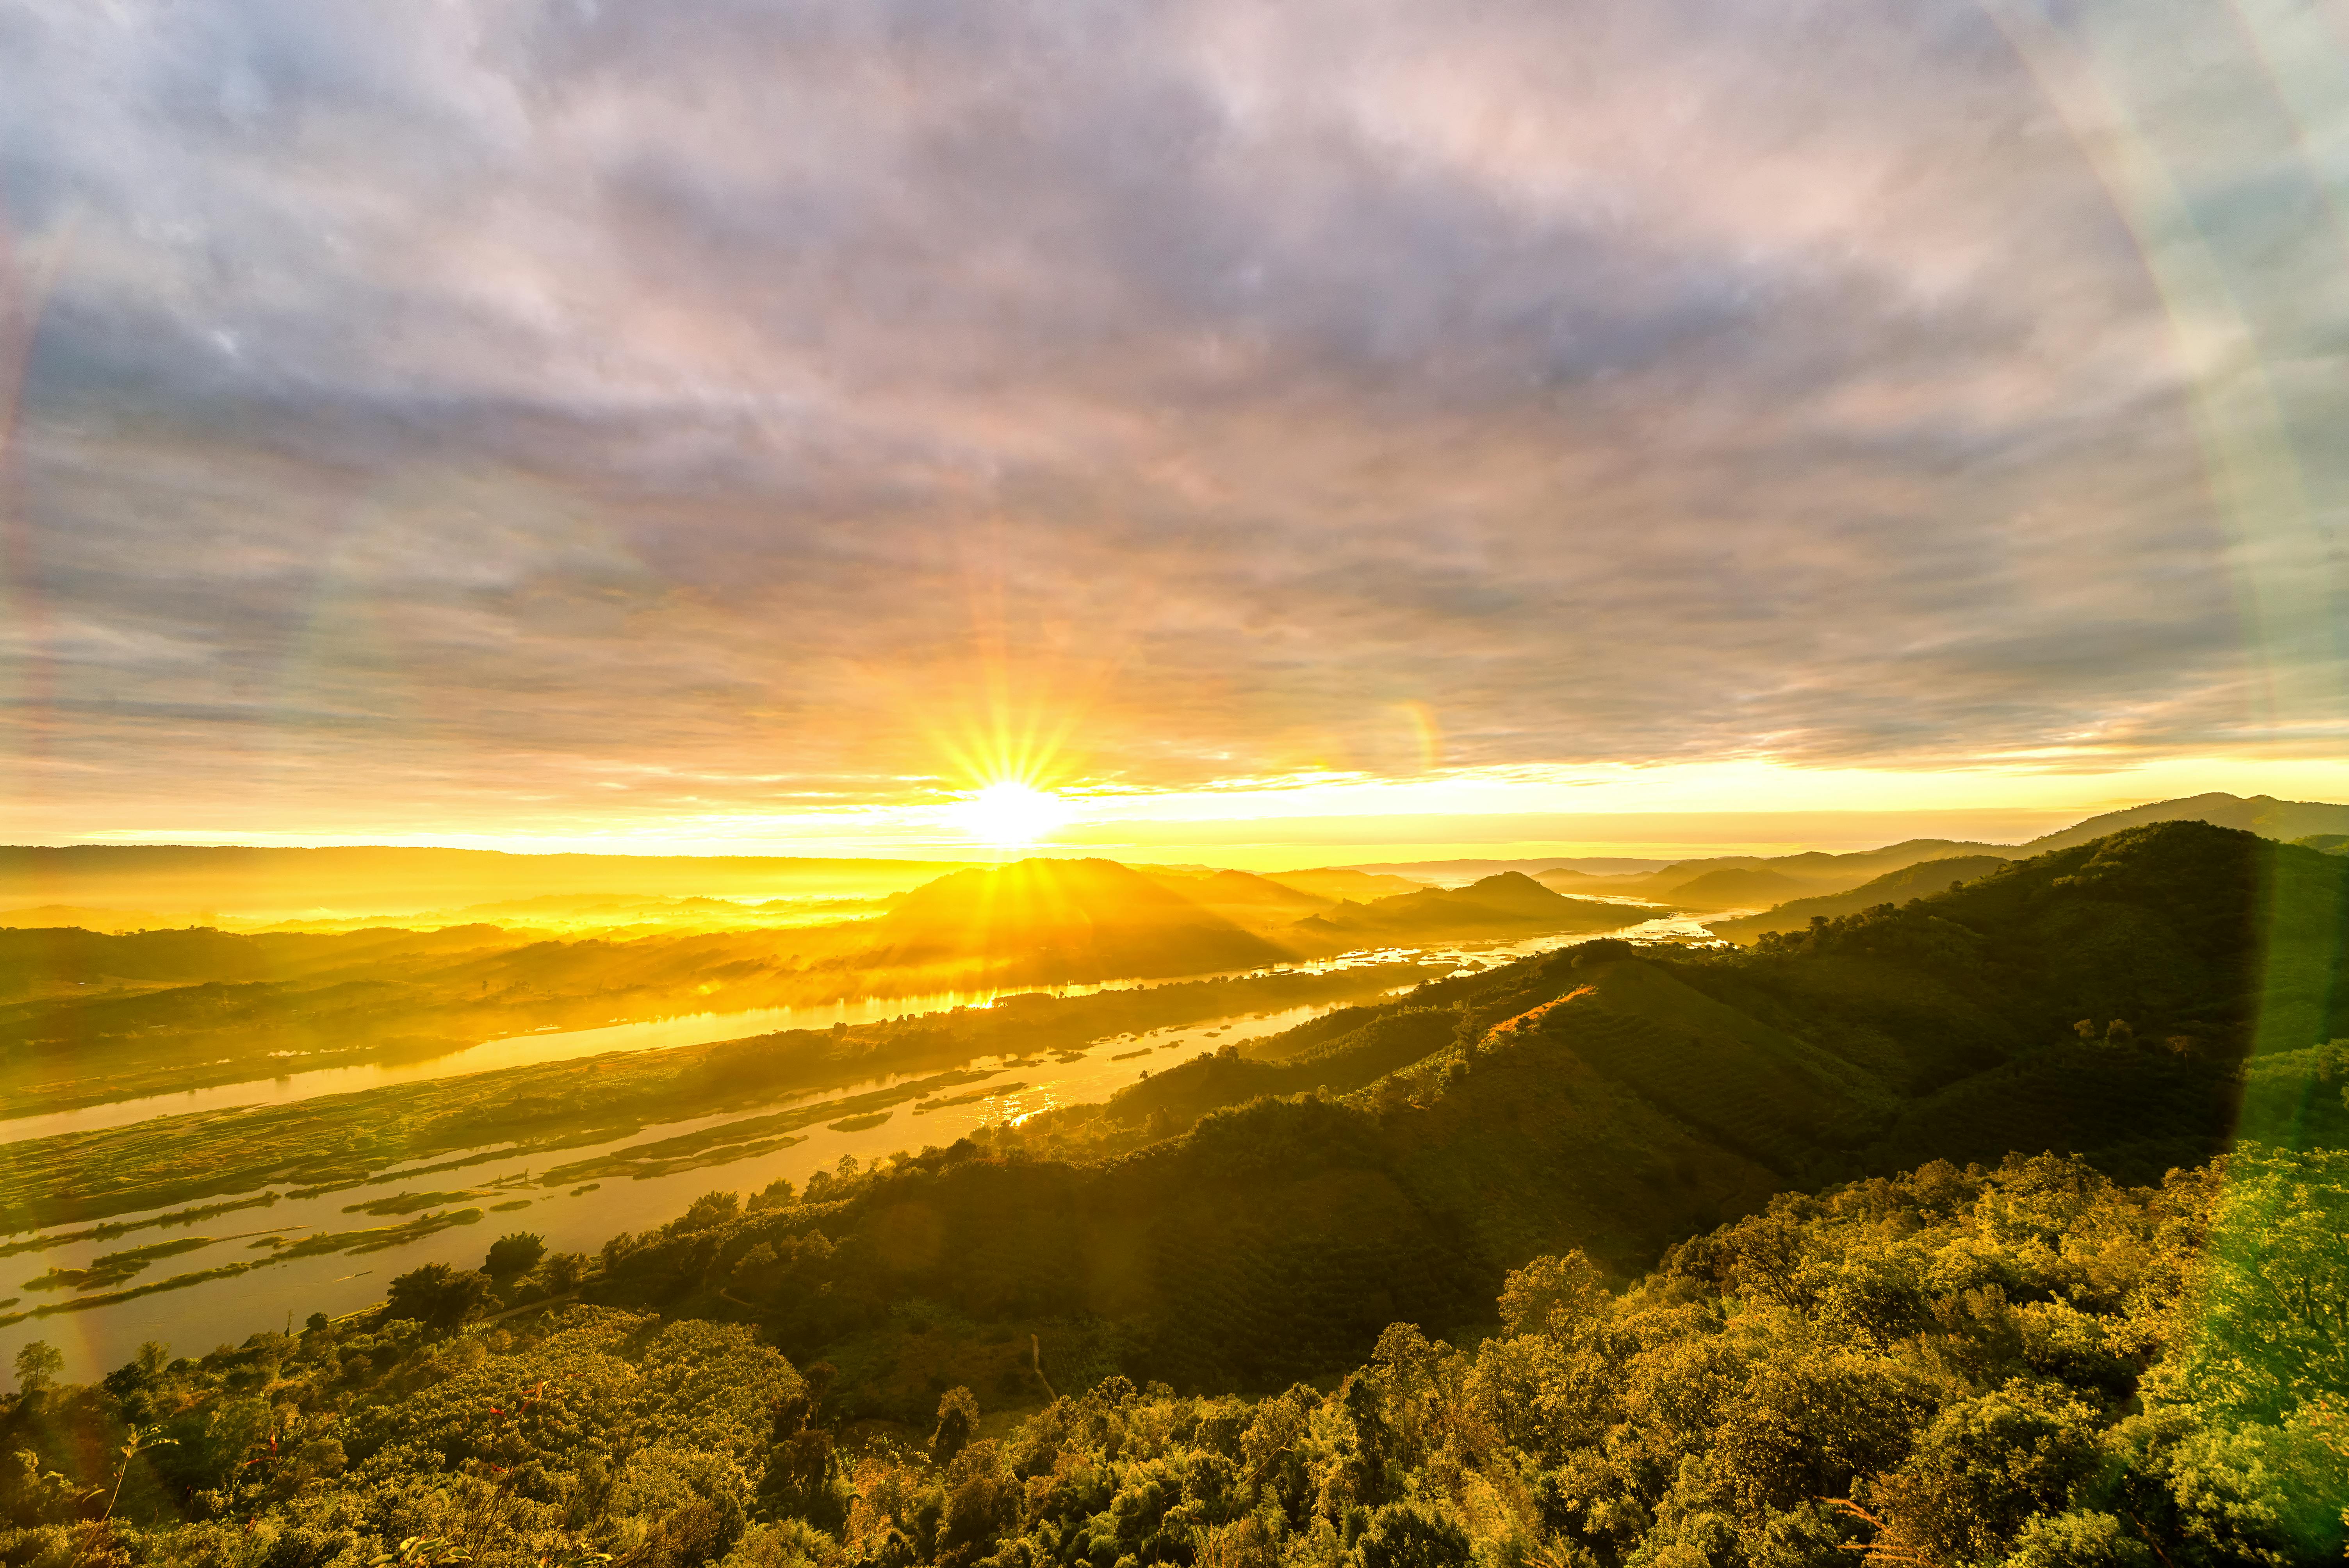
2, 919, 1698, 1143
0, 914, 1706, 1376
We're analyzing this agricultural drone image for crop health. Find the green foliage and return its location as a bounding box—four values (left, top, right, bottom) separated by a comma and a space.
485, 1233, 547, 1279
2158, 1144, 2349, 1422
4, 1149, 2346, 1568
385, 1263, 493, 1331
929, 1389, 979, 1467
11, 1341, 61, 1398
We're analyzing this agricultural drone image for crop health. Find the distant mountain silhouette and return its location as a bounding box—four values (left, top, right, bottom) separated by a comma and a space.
0, 844, 970, 918
1660, 866, 1811, 909
1526, 796, 2349, 908
1293, 871, 1650, 945
1535, 840, 2008, 903
1705, 854, 2014, 942
1259, 868, 1429, 902
2018, 792, 2349, 853
860, 857, 1287, 979
1136, 868, 1335, 923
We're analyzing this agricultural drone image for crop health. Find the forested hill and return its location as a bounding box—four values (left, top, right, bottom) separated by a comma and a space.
573, 820, 2349, 1403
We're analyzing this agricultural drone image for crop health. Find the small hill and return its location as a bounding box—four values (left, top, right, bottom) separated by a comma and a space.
862, 857, 1287, 979
1705, 854, 2015, 942
1139, 868, 1335, 919
1762, 837, 2013, 884
1661, 866, 1811, 909
1292, 871, 1649, 945
1345, 856, 1676, 878
1264, 868, 1429, 902
1543, 839, 2012, 903
1193, 869, 1331, 907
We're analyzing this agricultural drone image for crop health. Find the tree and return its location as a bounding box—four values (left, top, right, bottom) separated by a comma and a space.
12, 1339, 62, 1399
931, 1386, 980, 1466
682, 1191, 741, 1228
100, 1341, 173, 1421
485, 1231, 547, 1277
1352, 1502, 1472, 1568
803, 1361, 839, 1427
1496, 1251, 1609, 1337
2172, 1144, 2349, 1419
384, 1262, 492, 1330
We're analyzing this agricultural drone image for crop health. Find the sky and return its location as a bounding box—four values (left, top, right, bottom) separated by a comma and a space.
1, 0, 2345, 866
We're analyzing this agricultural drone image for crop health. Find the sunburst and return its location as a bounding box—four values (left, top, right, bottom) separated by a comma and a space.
948, 780, 1073, 848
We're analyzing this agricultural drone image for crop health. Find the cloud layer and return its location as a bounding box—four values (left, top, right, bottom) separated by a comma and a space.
2, 0, 2343, 836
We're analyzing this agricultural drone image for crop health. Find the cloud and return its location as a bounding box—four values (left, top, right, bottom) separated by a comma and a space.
0, 0, 2342, 837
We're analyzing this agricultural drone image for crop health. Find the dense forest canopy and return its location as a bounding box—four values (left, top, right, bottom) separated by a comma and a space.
5, 1147, 2344, 1567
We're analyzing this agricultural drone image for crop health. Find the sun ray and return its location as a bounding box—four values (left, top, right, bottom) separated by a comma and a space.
948, 780, 1073, 848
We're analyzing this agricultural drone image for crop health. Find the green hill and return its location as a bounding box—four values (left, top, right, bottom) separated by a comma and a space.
595, 821, 2348, 1398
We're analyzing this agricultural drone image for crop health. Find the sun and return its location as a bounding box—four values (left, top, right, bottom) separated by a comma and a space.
949, 781, 1073, 848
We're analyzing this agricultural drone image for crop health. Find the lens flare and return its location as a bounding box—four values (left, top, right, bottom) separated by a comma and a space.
949, 780, 1073, 848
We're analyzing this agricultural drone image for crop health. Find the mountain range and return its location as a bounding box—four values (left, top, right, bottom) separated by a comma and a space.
1489, 792, 2349, 927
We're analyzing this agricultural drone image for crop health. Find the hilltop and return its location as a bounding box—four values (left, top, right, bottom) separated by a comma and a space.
1290, 871, 1649, 945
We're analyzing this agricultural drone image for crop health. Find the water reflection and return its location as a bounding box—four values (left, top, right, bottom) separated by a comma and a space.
0, 992, 1376, 1374
0, 921, 1697, 1144
0, 916, 1703, 1376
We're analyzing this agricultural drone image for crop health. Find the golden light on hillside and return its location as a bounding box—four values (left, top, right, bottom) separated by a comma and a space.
949, 780, 1073, 848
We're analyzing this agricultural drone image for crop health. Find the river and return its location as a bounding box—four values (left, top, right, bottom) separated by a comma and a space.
0, 913, 1712, 1377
